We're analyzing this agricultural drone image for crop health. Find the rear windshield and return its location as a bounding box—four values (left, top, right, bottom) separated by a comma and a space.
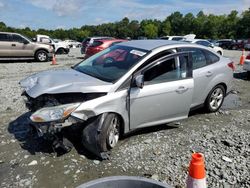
90, 41, 103, 47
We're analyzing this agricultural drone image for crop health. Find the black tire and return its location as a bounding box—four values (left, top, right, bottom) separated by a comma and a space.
35, 50, 48, 62
205, 85, 225, 112
217, 51, 222, 55
99, 113, 121, 151
247, 71, 250, 80
56, 48, 65, 54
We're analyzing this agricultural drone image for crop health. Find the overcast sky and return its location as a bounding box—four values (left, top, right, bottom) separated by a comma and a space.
0, 0, 249, 29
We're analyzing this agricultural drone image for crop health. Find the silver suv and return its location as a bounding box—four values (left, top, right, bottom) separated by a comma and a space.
0, 32, 54, 62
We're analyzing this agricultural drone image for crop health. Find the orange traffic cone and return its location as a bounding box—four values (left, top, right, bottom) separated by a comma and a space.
51, 54, 58, 65
239, 49, 245, 65
187, 153, 206, 188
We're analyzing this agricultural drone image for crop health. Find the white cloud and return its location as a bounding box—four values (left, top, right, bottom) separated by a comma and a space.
25, 0, 82, 16
25, 0, 250, 21
0, 0, 5, 9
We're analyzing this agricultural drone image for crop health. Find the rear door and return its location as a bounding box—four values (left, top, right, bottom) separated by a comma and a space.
0, 33, 12, 57
178, 47, 220, 107
129, 52, 194, 129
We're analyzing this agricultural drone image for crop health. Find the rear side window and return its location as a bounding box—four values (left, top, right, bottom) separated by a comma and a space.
0, 34, 10, 41
179, 48, 206, 69
90, 41, 103, 47
204, 50, 220, 64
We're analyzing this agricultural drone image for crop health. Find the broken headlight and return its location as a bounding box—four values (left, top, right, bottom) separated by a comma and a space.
30, 103, 81, 122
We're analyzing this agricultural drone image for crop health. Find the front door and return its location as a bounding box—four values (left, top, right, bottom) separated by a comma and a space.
10, 34, 33, 57
129, 53, 194, 130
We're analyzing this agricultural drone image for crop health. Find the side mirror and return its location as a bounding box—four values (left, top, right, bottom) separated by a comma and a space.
135, 75, 144, 89
32, 38, 36, 42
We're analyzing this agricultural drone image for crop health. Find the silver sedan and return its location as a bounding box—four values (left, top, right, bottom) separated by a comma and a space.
20, 40, 234, 159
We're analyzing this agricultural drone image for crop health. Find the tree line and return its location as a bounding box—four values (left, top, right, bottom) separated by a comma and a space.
0, 9, 249, 41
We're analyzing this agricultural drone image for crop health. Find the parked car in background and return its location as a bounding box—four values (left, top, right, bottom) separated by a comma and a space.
85, 39, 127, 58
20, 40, 234, 159
215, 39, 235, 49
81, 37, 114, 54
64, 39, 81, 48
187, 39, 223, 55
243, 52, 250, 79
0, 32, 54, 62
160, 34, 196, 41
244, 39, 250, 50
35, 34, 70, 54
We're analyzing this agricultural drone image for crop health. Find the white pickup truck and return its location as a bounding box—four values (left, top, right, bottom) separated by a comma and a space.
35, 35, 70, 54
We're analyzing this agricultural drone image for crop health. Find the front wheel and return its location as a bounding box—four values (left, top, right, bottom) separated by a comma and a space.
35, 50, 48, 62
217, 51, 222, 55
205, 85, 225, 112
99, 113, 121, 150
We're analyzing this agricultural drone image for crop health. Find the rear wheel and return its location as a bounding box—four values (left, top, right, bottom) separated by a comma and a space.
56, 48, 66, 54
205, 85, 225, 112
35, 50, 48, 62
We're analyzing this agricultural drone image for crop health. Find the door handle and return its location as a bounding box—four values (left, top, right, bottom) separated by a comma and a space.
176, 86, 188, 94
206, 71, 213, 77
11, 44, 16, 46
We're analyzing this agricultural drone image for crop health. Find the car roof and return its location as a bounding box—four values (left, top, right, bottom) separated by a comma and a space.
118, 40, 187, 51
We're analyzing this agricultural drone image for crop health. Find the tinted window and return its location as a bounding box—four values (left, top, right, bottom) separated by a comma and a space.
90, 41, 103, 47
144, 55, 188, 85
172, 37, 183, 41
179, 48, 206, 69
204, 50, 220, 64
0, 34, 10, 41
12, 34, 27, 43
196, 40, 210, 47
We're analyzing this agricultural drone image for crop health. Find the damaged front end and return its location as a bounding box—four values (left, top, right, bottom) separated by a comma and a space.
19, 68, 127, 159
24, 92, 109, 158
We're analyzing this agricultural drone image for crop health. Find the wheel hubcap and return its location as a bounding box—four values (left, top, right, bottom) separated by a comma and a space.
38, 53, 46, 61
108, 117, 119, 148
209, 88, 224, 110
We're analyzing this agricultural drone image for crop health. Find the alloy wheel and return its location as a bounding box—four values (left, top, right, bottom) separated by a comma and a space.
209, 88, 224, 110
107, 117, 119, 148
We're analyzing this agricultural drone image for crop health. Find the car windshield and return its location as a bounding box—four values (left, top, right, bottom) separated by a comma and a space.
74, 45, 149, 83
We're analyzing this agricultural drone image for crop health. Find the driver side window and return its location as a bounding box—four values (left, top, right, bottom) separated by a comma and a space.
12, 34, 27, 43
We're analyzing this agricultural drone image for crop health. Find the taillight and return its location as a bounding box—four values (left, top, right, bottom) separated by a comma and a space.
246, 54, 250, 60
227, 62, 235, 71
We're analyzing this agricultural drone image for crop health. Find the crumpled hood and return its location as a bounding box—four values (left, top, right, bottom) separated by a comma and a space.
20, 69, 112, 98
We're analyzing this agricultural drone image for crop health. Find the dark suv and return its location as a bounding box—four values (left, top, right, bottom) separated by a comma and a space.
215, 39, 235, 49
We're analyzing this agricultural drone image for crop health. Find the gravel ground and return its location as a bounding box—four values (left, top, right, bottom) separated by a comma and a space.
0, 48, 249, 188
